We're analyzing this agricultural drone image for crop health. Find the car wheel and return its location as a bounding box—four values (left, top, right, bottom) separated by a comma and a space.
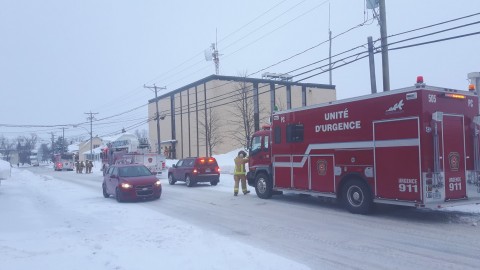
185, 175, 194, 187
342, 179, 373, 214
102, 183, 109, 198
255, 173, 273, 199
115, 187, 123, 203
168, 174, 176, 185
210, 179, 219, 186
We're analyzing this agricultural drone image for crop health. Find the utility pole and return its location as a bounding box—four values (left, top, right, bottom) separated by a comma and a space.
379, 0, 390, 91
213, 28, 220, 75
61, 127, 65, 154
84, 111, 98, 160
144, 84, 166, 154
50, 132, 55, 162
367, 36, 377, 94
328, 2, 332, 85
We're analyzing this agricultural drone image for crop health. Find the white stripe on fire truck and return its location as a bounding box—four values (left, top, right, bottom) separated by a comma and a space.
273, 138, 419, 168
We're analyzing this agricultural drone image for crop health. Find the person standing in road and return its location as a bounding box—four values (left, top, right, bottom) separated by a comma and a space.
88, 160, 93, 173
75, 160, 80, 173
233, 150, 250, 196
79, 161, 85, 173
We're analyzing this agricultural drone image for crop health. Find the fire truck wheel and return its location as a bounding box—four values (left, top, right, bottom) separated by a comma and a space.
102, 183, 109, 198
342, 179, 373, 214
185, 175, 194, 187
255, 173, 272, 199
115, 187, 123, 203
168, 174, 176, 185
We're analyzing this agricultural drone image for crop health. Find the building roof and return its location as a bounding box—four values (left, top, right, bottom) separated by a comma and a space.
68, 143, 79, 152
149, 74, 335, 103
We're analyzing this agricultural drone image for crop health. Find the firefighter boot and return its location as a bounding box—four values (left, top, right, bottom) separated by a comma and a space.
243, 190, 250, 195
234, 192, 238, 196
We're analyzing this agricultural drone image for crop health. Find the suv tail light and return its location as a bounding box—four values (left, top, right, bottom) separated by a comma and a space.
193, 168, 198, 174
216, 167, 220, 173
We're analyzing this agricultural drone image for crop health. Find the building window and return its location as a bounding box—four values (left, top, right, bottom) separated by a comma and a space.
274, 127, 281, 144
286, 124, 304, 143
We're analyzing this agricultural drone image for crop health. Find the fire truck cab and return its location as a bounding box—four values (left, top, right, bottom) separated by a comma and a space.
247, 79, 480, 214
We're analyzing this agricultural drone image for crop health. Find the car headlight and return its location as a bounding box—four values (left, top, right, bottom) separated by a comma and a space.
154, 180, 161, 186
120, 182, 133, 189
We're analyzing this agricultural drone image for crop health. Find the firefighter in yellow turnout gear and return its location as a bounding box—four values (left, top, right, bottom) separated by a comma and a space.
233, 150, 250, 196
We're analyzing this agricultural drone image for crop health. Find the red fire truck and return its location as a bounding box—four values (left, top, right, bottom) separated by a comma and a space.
247, 78, 480, 214
53, 153, 75, 171
101, 150, 166, 175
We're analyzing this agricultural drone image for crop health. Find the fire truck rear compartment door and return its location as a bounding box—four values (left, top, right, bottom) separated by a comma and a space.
309, 155, 335, 192
374, 118, 422, 202
442, 115, 467, 200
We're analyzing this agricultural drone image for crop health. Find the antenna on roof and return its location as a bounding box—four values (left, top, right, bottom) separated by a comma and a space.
205, 28, 220, 75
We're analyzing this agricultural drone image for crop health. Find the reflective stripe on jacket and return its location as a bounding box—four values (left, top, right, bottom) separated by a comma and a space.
234, 157, 248, 175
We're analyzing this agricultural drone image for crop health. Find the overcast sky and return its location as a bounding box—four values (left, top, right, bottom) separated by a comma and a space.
1, 0, 479, 143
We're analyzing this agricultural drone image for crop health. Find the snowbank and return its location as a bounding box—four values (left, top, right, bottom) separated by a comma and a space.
0, 159, 11, 179
0, 168, 309, 270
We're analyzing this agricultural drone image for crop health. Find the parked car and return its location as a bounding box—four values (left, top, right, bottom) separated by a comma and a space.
102, 164, 162, 202
168, 157, 220, 187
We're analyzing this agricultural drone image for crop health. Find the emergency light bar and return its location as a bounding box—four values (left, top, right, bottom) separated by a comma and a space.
442, 93, 466, 99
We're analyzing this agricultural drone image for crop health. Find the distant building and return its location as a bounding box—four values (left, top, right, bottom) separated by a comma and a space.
78, 137, 102, 161
148, 74, 336, 159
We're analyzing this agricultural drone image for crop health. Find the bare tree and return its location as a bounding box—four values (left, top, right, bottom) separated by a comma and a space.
229, 75, 256, 149
15, 134, 38, 164
134, 129, 150, 151
275, 95, 287, 111
199, 108, 223, 156
134, 129, 148, 140
0, 135, 16, 162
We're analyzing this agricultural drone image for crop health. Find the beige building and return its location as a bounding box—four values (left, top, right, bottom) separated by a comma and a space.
148, 74, 335, 159
78, 136, 102, 161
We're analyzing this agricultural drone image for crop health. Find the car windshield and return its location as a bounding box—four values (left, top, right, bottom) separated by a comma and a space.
118, 166, 152, 177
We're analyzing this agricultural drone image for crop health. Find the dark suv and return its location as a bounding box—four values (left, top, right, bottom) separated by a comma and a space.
168, 157, 220, 187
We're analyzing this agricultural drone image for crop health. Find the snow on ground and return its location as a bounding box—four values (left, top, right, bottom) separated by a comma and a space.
0, 159, 11, 180
0, 167, 309, 270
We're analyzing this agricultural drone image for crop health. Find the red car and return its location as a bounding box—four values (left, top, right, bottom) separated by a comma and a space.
168, 157, 220, 187
102, 164, 162, 202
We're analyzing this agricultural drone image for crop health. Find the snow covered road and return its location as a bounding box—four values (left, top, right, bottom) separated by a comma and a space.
1, 166, 480, 270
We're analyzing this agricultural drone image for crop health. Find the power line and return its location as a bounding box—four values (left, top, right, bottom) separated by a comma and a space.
387, 20, 480, 48
165, 26, 480, 117
6, 11, 478, 138
222, 0, 330, 60
221, 0, 310, 52
144, 0, 296, 86
387, 11, 480, 39
388, 30, 480, 52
